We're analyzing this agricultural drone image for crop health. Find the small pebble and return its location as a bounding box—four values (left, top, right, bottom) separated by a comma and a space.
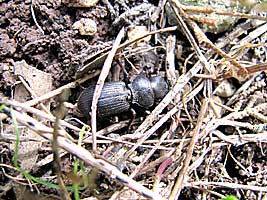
72, 18, 97, 36
214, 80, 236, 97
62, 0, 98, 7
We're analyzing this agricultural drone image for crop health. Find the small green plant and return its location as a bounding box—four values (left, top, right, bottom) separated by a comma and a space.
0, 105, 90, 196
10, 106, 63, 189
220, 195, 238, 200
73, 125, 90, 200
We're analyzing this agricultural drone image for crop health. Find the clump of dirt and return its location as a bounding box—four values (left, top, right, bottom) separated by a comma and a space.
0, 0, 113, 87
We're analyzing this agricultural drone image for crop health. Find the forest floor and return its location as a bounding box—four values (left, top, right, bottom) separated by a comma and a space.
1, 0, 267, 200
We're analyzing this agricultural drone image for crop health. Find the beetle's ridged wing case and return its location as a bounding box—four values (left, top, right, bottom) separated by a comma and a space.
77, 82, 131, 118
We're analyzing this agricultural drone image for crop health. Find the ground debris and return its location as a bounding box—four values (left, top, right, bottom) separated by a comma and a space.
1, 1, 267, 200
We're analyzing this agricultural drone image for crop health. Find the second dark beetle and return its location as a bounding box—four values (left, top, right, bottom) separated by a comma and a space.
77, 75, 168, 118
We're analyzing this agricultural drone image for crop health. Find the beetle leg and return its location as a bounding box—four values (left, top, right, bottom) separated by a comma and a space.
127, 108, 136, 132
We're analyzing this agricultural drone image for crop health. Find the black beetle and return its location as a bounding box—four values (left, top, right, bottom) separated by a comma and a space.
77, 75, 168, 118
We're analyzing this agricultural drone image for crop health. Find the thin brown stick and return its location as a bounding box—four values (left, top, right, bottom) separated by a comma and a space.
52, 98, 71, 200
185, 181, 267, 192
168, 99, 209, 200
246, 62, 267, 75
91, 27, 125, 151
182, 5, 267, 21
18, 76, 51, 114
25, 70, 100, 107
